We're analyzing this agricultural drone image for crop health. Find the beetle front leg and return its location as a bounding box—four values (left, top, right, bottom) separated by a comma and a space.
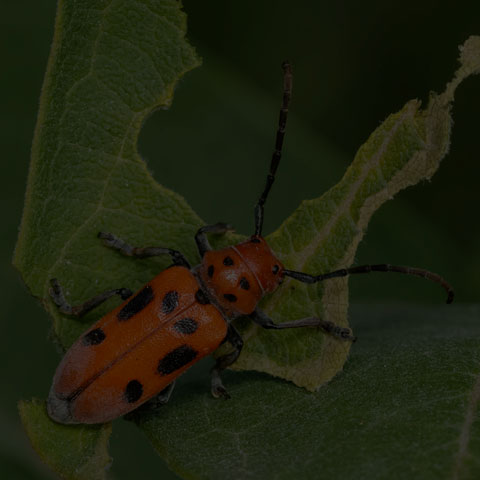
49, 279, 132, 317
98, 232, 190, 268
195, 223, 234, 257
211, 324, 244, 399
250, 308, 356, 342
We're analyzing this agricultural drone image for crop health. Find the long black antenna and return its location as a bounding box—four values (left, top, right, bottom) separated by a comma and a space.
283, 264, 454, 303
254, 61, 293, 236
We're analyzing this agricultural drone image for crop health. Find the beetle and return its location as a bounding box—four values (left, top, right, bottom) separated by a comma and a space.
47, 62, 454, 424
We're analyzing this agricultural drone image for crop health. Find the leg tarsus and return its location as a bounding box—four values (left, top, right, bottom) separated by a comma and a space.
49, 278, 132, 318
195, 223, 234, 257
211, 370, 231, 400
250, 308, 356, 342
211, 324, 243, 399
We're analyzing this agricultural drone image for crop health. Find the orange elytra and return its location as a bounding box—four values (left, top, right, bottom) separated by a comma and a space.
47, 62, 453, 424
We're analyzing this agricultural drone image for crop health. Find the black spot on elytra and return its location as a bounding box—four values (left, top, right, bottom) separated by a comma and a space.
272, 265, 280, 275
118, 285, 154, 321
239, 277, 250, 290
173, 317, 198, 335
82, 328, 106, 346
157, 345, 198, 375
250, 237, 261, 243
162, 291, 179, 314
124, 379, 143, 403
223, 256, 234, 266
223, 293, 237, 302
195, 289, 210, 305
207, 265, 214, 277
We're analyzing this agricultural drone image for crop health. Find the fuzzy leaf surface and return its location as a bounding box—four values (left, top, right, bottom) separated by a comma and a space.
18, 399, 112, 480
227, 36, 480, 389
15, 1, 200, 478
14, 3, 480, 476
136, 304, 480, 480
14, 0, 202, 348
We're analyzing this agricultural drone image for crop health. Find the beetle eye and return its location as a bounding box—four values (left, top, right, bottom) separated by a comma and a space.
272, 265, 279, 275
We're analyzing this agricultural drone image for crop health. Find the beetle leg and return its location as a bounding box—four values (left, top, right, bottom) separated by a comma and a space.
124, 382, 176, 421
49, 278, 132, 317
211, 324, 244, 399
98, 232, 190, 268
143, 381, 176, 409
250, 308, 356, 342
155, 381, 176, 404
195, 223, 234, 257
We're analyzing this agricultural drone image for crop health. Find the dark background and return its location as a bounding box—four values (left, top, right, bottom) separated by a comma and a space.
2, 1, 479, 478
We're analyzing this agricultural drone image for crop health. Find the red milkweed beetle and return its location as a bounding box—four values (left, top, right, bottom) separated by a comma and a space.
47, 62, 454, 424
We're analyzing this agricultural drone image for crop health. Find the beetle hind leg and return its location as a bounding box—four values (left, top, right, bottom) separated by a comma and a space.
153, 381, 176, 405
137, 381, 176, 410
211, 325, 244, 399
49, 278, 132, 317
124, 382, 176, 421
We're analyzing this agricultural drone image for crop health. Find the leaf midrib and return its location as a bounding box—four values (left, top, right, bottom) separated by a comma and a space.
297, 100, 419, 273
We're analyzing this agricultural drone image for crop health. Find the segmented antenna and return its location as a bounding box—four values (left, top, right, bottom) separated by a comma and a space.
283, 264, 454, 303
254, 61, 293, 236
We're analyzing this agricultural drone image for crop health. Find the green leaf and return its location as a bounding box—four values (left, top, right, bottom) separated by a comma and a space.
226, 36, 480, 390
136, 304, 480, 480
15, 0, 200, 478
18, 399, 112, 480
13, 1, 480, 476
14, 0, 201, 348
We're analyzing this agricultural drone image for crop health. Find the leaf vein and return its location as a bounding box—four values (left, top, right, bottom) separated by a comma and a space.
298, 103, 418, 272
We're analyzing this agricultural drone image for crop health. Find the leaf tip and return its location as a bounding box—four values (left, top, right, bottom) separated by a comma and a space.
458, 35, 480, 76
